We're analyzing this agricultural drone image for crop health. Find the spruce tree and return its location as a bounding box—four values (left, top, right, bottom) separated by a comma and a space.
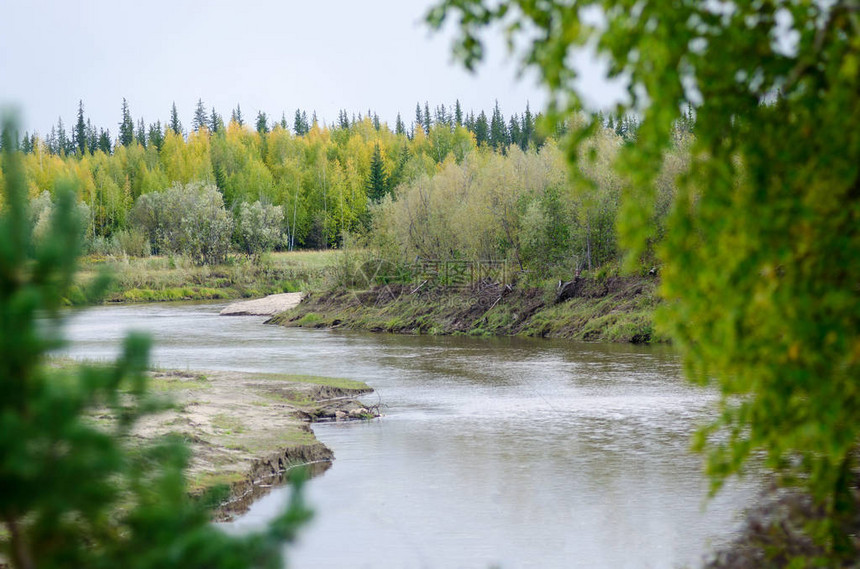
86, 119, 98, 154
169, 102, 182, 136
0, 116, 311, 569
520, 102, 534, 150
366, 143, 389, 203
118, 98, 134, 147
233, 104, 244, 127
256, 111, 269, 134
56, 117, 69, 155
74, 100, 86, 155
46, 126, 57, 155
192, 98, 208, 132
210, 107, 224, 134
293, 109, 305, 136
280, 112, 288, 130
395, 113, 405, 136
422, 101, 431, 133
148, 121, 164, 151
508, 114, 522, 149
136, 118, 147, 148
97, 128, 112, 154
20, 131, 32, 154
415, 103, 424, 134
489, 100, 508, 151
473, 111, 489, 146
454, 99, 463, 126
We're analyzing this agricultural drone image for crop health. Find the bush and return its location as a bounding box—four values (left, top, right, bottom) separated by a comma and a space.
234, 201, 285, 259
130, 182, 233, 265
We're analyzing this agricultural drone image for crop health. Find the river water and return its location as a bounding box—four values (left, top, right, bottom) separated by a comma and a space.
60, 302, 758, 569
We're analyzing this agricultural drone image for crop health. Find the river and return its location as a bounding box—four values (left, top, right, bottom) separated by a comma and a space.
60, 302, 758, 569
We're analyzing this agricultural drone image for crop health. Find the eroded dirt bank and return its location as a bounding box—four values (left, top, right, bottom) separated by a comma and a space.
126, 369, 378, 520
269, 276, 662, 343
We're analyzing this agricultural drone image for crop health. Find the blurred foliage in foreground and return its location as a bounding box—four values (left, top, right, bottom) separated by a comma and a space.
429, 0, 860, 561
0, 116, 309, 568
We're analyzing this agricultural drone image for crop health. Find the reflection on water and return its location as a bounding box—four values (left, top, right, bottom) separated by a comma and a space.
61, 302, 757, 569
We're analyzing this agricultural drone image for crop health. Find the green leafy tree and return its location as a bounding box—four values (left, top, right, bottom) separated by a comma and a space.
131, 182, 233, 265
430, 0, 860, 559
235, 200, 285, 259
0, 117, 310, 569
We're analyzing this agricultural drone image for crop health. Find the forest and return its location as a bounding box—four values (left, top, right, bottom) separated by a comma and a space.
4, 97, 656, 284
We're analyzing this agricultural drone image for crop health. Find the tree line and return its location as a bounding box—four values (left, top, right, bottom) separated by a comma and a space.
6, 99, 592, 258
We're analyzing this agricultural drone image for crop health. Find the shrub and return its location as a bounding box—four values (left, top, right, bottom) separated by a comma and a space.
130, 182, 233, 265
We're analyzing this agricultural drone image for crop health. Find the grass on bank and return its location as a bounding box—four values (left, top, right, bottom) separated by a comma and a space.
71, 249, 340, 304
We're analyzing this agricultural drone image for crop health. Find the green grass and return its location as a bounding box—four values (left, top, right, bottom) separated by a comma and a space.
75, 250, 341, 305
247, 372, 371, 392
210, 413, 246, 435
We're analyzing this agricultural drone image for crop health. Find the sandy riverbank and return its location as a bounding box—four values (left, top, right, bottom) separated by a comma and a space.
220, 292, 305, 316
127, 369, 378, 520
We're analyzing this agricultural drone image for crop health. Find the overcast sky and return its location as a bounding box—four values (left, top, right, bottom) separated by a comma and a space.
0, 0, 566, 137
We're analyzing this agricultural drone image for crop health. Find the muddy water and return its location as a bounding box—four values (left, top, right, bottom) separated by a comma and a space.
61, 302, 758, 569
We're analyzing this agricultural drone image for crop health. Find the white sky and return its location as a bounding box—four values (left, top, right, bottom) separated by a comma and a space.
0, 0, 623, 136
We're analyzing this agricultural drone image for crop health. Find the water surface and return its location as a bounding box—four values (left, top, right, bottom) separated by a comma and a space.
61, 302, 756, 569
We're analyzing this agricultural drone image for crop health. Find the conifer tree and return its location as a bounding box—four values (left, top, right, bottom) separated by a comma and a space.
233, 104, 244, 127
454, 99, 463, 126
210, 107, 224, 134
280, 112, 288, 130
169, 102, 182, 136
56, 117, 69, 155
366, 143, 389, 203
20, 131, 32, 154
256, 111, 269, 134
0, 116, 311, 569
118, 98, 134, 147
473, 111, 489, 146
192, 98, 208, 133
147, 121, 164, 151
136, 118, 147, 148
489, 100, 508, 151
423, 101, 432, 133
293, 109, 306, 136
415, 102, 424, 134
74, 100, 86, 155
97, 128, 112, 154
508, 114, 522, 149
395, 113, 405, 136
86, 119, 97, 154
520, 102, 534, 150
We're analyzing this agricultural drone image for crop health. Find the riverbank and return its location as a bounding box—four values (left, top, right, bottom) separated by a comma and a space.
70, 250, 338, 305
121, 368, 378, 520
269, 275, 664, 343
